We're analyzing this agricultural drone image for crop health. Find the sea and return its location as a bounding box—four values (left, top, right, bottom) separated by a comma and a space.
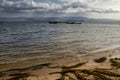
0, 22, 120, 64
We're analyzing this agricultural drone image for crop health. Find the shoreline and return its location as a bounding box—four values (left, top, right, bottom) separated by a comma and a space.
1, 46, 120, 80
1, 45, 120, 69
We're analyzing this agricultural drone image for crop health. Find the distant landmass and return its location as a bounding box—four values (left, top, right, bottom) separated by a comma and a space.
0, 17, 120, 22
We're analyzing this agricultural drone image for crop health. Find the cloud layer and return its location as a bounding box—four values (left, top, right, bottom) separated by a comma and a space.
0, 0, 120, 19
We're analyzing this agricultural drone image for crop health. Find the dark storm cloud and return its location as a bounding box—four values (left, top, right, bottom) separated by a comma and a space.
63, 2, 88, 9
0, 0, 44, 11
0, 0, 119, 17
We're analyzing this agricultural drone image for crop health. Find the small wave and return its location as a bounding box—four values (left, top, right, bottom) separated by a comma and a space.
0, 35, 44, 45
8, 30, 45, 36
91, 45, 120, 53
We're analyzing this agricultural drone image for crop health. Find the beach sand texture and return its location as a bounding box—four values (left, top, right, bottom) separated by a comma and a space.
1, 46, 120, 80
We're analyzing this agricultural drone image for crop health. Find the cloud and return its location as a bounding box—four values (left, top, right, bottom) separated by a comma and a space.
87, 8, 119, 13
0, 0, 120, 18
0, 0, 61, 11
61, 0, 120, 13
0, 0, 6, 5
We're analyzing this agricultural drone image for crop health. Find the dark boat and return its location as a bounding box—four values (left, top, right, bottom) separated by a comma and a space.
49, 21, 82, 24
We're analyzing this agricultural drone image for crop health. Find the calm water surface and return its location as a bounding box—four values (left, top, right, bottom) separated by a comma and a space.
0, 22, 120, 64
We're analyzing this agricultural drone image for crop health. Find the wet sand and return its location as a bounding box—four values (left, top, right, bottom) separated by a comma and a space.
1, 46, 120, 80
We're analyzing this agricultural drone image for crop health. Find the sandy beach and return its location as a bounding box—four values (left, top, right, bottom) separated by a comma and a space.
1, 46, 120, 80
1, 0, 120, 80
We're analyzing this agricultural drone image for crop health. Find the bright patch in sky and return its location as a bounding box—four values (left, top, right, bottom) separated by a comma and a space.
0, 0, 120, 19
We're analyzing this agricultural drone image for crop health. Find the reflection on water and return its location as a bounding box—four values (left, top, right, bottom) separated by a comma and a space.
0, 22, 120, 64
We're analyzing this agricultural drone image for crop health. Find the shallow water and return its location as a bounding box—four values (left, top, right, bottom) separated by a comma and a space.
0, 22, 120, 64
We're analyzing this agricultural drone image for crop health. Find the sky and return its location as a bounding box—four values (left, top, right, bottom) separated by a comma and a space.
0, 0, 120, 20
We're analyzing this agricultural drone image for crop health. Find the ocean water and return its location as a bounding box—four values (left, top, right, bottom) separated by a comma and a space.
0, 22, 120, 64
